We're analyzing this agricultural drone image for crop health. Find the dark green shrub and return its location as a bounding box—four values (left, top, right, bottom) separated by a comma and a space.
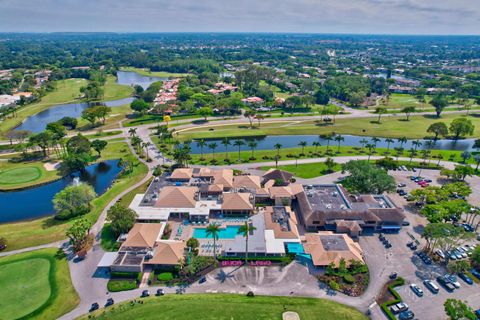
343, 274, 355, 284
157, 272, 174, 281
107, 279, 137, 292
110, 271, 140, 279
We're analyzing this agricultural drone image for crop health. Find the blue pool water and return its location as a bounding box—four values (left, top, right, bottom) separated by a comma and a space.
193, 225, 241, 239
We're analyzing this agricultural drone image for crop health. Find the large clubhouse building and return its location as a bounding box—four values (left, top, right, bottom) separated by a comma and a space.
99, 167, 406, 272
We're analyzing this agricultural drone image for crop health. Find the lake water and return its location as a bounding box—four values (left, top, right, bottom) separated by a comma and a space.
188, 135, 476, 154
14, 71, 164, 133
116, 70, 167, 89
0, 159, 122, 223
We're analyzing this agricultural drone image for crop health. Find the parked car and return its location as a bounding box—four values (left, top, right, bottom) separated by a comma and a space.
423, 279, 439, 293
402, 220, 411, 226
437, 276, 456, 292
463, 224, 475, 232
397, 183, 407, 188
458, 272, 474, 285
390, 302, 409, 314
475, 309, 480, 319
141, 290, 150, 297
89, 303, 99, 312
199, 276, 207, 284
470, 269, 480, 280
105, 298, 114, 307
156, 289, 165, 296
445, 274, 461, 288
399, 310, 415, 320
409, 283, 423, 297
389, 272, 398, 279
435, 249, 446, 260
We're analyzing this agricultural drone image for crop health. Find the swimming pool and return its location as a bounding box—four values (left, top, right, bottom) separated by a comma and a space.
193, 225, 241, 239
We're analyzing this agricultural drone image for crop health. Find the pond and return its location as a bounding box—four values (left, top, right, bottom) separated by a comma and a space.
0, 159, 122, 223
116, 70, 167, 89
187, 134, 476, 154
14, 71, 165, 133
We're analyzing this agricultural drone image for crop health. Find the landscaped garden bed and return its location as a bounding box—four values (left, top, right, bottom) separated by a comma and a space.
107, 271, 141, 292
318, 259, 369, 297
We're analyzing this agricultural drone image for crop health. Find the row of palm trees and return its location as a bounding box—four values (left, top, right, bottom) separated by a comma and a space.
205, 221, 256, 264
128, 128, 151, 161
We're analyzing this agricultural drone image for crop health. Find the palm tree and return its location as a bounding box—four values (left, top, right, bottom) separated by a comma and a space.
142, 141, 151, 160
334, 135, 345, 153
312, 141, 321, 153
233, 139, 245, 162
197, 139, 206, 159
221, 137, 230, 159
385, 138, 394, 152
247, 141, 258, 158
274, 143, 282, 157
128, 128, 137, 137
394, 147, 404, 161
412, 140, 422, 151
397, 137, 408, 149
371, 137, 381, 148
436, 153, 444, 166
359, 138, 368, 151
366, 143, 375, 162
298, 141, 307, 155
256, 114, 265, 127
208, 142, 217, 160
205, 223, 220, 259
408, 148, 416, 164
238, 221, 257, 265
323, 134, 333, 151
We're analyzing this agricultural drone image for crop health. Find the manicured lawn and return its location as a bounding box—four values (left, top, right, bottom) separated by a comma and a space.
103, 75, 134, 101
0, 248, 79, 320
0, 78, 87, 135
178, 113, 480, 140
262, 162, 342, 179
81, 294, 367, 320
0, 141, 148, 251
120, 66, 189, 78
0, 159, 62, 190
378, 93, 430, 109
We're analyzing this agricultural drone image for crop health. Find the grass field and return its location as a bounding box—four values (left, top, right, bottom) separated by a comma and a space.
0, 248, 79, 320
0, 141, 148, 251
120, 66, 189, 78
177, 113, 480, 140
102, 75, 134, 101
81, 294, 367, 320
0, 78, 87, 135
0, 160, 62, 190
261, 162, 342, 179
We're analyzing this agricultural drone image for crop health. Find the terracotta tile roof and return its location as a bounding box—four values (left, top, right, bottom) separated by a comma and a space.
233, 175, 261, 190
222, 193, 254, 211
145, 241, 185, 265
263, 207, 299, 239
303, 232, 364, 267
170, 168, 193, 180
212, 169, 233, 188
262, 169, 293, 182
269, 184, 304, 199
120, 223, 163, 249
155, 186, 197, 208
208, 184, 224, 193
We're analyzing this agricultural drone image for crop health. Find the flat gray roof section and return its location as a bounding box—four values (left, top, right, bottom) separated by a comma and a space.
303, 184, 351, 212
223, 213, 266, 254
320, 235, 349, 251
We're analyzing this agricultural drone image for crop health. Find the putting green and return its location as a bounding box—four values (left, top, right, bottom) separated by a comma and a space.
0, 167, 42, 184
0, 258, 52, 319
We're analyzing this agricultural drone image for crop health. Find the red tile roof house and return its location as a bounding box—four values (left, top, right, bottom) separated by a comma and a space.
241, 97, 264, 107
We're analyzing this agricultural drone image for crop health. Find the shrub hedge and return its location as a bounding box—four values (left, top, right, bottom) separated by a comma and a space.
110, 271, 140, 279
157, 272, 174, 282
107, 279, 137, 292
380, 277, 405, 320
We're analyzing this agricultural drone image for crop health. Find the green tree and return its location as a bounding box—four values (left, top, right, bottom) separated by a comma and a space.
233, 139, 245, 162
334, 135, 345, 153
238, 221, 257, 265
53, 184, 96, 220
91, 139, 107, 156
66, 218, 92, 252
186, 237, 200, 256
247, 141, 258, 159
427, 122, 448, 140
325, 157, 336, 173
197, 106, 213, 121
197, 139, 206, 159
208, 142, 217, 160
81, 107, 98, 126
107, 203, 137, 236
221, 137, 230, 159
298, 141, 307, 155
341, 160, 396, 194
401, 106, 416, 121
374, 106, 387, 123
92, 106, 111, 124
449, 118, 475, 141
205, 224, 220, 259
29, 131, 52, 157
130, 99, 150, 114
444, 299, 476, 320
430, 94, 449, 117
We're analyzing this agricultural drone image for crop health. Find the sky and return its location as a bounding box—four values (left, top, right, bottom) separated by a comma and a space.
0, 0, 479, 35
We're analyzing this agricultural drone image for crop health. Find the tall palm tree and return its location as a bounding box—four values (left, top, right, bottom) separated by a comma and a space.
359, 138, 368, 151
205, 223, 221, 259
197, 139, 206, 159
371, 137, 381, 148
408, 148, 416, 164
394, 147, 404, 161
274, 143, 282, 157
298, 141, 307, 154
412, 140, 422, 151
233, 139, 245, 162
385, 138, 394, 152
312, 141, 321, 153
436, 154, 444, 166
238, 221, 257, 265
323, 134, 333, 151
397, 137, 408, 149
208, 142, 218, 160
221, 137, 230, 159
334, 135, 345, 153
366, 143, 375, 162
128, 128, 137, 138
247, 141, 258, 158
142, 141, 151, 160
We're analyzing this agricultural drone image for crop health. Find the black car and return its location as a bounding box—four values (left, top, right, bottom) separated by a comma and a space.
458, 272, 474, 285
105, 298, 114, 307
89, 302, 99, 312
156, 289, 165, 296
470, 269, 480, 280
199, 276, 207, 284
437, 276, 455, 292
399, 310, 415, 320
402, 221, 410, 226
389, 272, 398, 279
141, 290, 150, 297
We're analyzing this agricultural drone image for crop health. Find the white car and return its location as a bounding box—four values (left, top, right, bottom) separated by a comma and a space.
435, 249, 445, 260
445, 274, 461, 288
409, 283, 423, 297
